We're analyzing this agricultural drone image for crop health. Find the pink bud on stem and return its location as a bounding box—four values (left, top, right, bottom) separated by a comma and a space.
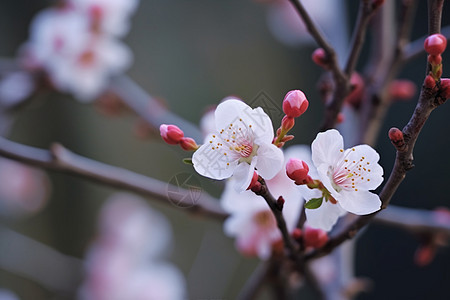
282, 90, 309, 118
424, 34, 447, 56
388, 127, 406, 151
160, 124, 184, 145
286, 158, 310, 185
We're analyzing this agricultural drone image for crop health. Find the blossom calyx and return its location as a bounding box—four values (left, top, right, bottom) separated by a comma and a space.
281, 116, 295, 132
282, 90, 309, 118
180, 137, 199, 151
424, 34, 447, 56
160, 124, 184, 145
286, 158, 310, 185
440, 78, 450, 99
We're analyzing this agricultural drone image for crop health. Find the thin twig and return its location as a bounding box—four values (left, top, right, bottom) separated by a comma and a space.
254, 177, 324, 299
344, 0, 381, 77
0, 136, 227, 219
374, 205, 450, 235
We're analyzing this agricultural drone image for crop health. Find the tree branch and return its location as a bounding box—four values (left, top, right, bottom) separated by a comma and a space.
0, 136, 227, 220
254, 177, 324, 299
344, 0, 381, 77
374, 205, 450, 235
109, 75, 203, 141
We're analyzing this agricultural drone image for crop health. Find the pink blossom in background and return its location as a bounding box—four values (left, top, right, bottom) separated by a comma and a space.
22, 0, 136, 102
0, 71, 35, 107
69, 0, 139, 37
0, 158, 50, 217
79, 193, 186, 300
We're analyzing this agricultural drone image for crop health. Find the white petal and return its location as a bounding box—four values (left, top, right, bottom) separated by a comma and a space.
345, 144, 384, 190
214, 99, 250, 132
338, 190, 381, 215
232, 160, 257, 192
192, 135, 238, 180
315, 163, 340, 199
305, 200, 346, 231
249, 107, 275, 144
311, 129, 344, 167
255, 143, 284, 180
214, 100, 275, 144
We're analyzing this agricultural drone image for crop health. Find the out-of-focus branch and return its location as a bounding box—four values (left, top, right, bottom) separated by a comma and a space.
236, 262, 270, 300
0, 136, 227, 220
254, 177, 324, 300
374, 205, 450, 235
0, 226, 83, 295
344, 0, 382, 77
109, 75, 203, 141
360, 0, 416, 145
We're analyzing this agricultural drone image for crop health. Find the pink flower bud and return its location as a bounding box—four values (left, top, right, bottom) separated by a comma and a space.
304, 228, 328, 249
440, 78, 450, 99
282, 90, 309, 118
428, 54, 442, 65
179, 137, 198, 151
345, 73, 365, 107
281, 115, 295, 131
312, 48, 328, 69
389, 79, 417, 101
388, 127, 405, 150
247, 171, 259, 190
424, 74, 436, 89
414, 245, 436, 267
160, 124, 184, 145
337, 112, 345, 124
424, 34, 447, 56
286, 158, 310, 185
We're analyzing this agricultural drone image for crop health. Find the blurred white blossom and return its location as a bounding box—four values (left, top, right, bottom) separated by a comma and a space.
78, 193, 186, 300
221, 146, 304, 259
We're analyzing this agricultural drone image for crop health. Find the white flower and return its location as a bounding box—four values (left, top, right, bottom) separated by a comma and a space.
25, 7, 132, 101
0, 71, 35, 107
192, 99, 284, 192
306, 129, 383, 230
221, 146, 304, 260
69, 0, 139, 37
79, 193, 186, 300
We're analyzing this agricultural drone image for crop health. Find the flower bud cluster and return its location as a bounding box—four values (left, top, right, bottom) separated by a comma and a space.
160, 124, 199, 151
273, 90, 309, 147
424, 34, 447, 81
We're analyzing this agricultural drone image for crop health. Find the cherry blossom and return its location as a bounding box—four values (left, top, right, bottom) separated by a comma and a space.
23, 4, 133, 101
221, 146, 304, 259
305, 129, 383, 229
192, 99, 284, 192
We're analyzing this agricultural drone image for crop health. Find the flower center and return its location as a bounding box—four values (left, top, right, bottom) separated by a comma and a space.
329, 148, 373, 192
253, 210, 276, 228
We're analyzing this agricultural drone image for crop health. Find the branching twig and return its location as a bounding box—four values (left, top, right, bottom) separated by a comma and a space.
0, 136, 227, 219
236, 262, 270, 300
305, 0, 446, 260
254, 177, 324, 299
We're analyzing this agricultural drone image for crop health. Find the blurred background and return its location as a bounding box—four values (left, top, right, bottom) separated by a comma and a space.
0, 0, 449, 299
